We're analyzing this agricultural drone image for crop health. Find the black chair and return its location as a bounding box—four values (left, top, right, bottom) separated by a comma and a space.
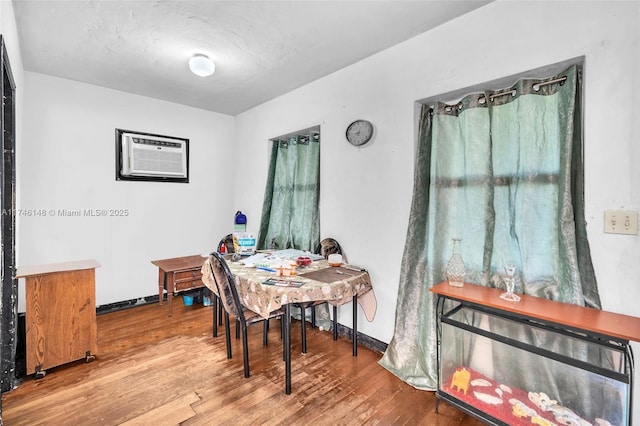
207, 252, 285, 378
315, 238, 344, 260
217, 233, 234, 254
295, 238, 344, 353
211, 234, 234, 336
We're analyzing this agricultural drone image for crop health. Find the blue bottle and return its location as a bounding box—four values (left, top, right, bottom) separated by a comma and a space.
234, 211, 247, 231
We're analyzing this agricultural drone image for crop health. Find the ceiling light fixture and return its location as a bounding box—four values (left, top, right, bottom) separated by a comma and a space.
189, 54, 215, 77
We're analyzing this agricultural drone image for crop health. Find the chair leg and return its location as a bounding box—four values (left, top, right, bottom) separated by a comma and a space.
352, 294, 358, 357
282, 315, 287, 361
301, 306, 307, 354
224, 312, 232, 359
263, 321, 269, 346
332, 305, 338, 341
242, 327, 250, 378
236, 319, 240, 339
212, 291, 218, 338
218, 298, 223, 325
311, 306, 316, 328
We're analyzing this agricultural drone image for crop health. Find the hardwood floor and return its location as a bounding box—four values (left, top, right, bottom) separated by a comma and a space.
2, 301, 483, 425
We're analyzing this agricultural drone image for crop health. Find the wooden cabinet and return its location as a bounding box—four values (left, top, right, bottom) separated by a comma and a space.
16, 259, 100, 378
430, 282, 640, 426
151, 255, 206, 316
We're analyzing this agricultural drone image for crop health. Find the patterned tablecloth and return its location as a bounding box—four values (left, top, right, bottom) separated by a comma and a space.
201, 257, 377, 320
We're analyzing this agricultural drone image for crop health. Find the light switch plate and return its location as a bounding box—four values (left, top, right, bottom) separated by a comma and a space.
604, 210, 638, 235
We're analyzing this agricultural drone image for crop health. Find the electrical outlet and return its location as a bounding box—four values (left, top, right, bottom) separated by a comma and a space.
604, 210, 638, 235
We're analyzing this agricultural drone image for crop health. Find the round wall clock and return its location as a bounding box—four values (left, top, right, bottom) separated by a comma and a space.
345, 119, 374, 146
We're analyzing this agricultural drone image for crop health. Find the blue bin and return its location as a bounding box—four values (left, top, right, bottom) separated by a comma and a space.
183, 295, 194, 306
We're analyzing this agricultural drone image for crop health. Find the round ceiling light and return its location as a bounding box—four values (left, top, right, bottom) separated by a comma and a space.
189, 54, 215, 77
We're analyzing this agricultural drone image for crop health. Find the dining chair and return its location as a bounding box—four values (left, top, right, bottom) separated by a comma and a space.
211, 234, 235, 337
207, 252, 285, 378
295, 237, 345, 353
216, 233, 234, 254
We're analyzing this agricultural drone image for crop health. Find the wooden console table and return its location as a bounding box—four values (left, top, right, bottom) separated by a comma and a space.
430, 282, 640, 426
16, 259, 100, 378
152, 255, 206, 316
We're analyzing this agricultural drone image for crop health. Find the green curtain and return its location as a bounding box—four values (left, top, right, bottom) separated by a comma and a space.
257, 133, 320, 253
379, 65, 601, 391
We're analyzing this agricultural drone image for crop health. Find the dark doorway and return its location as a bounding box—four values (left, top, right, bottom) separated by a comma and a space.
0, 34, 17, 412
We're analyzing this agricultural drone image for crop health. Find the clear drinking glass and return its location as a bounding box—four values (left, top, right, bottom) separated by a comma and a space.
499, 263, 521, 302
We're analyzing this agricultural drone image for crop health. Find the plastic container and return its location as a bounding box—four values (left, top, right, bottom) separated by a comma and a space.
296, 256, 312, 267
328, 253, 343, 266
182, 295, 194, 306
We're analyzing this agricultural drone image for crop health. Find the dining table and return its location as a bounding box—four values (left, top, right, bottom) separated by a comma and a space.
201, 254, 377, 394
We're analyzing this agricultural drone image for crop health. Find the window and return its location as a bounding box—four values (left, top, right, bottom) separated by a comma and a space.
257, 127, 320, 252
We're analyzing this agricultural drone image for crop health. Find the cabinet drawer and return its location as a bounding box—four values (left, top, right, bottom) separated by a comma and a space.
173, 279, 202, 292
174, 269, 201, 281
172, 269, 203, 293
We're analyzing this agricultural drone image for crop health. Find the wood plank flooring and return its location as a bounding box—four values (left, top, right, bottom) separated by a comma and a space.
1, 301, 483, 425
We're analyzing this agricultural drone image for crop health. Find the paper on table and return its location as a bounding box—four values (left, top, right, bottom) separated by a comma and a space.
262, 278, 304, 287
269, 249, 324, 261
240, 252, 298, 269
240, 253, 270, 267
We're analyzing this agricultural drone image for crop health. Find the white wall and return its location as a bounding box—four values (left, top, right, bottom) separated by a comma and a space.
10, 0, 640, 418
19, 73, 235, 307
235, 0, 640, 415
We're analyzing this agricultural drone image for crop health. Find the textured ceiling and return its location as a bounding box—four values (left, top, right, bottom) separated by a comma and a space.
13, 0, 491, 115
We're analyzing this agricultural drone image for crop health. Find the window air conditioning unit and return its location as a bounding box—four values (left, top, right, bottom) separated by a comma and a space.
115, 129, 189, 183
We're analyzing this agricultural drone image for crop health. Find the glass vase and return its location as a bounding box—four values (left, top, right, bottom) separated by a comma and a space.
446, 238, 466, 287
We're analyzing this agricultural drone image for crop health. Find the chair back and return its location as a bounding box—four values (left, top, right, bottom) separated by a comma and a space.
208, 252, 245, 324
217, 234, 235, 254
315, 238, 345, 261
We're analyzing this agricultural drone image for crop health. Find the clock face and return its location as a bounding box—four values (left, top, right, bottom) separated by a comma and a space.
346, 120, 374, 146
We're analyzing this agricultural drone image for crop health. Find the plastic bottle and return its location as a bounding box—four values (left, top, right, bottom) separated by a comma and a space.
234, 211, 247, 231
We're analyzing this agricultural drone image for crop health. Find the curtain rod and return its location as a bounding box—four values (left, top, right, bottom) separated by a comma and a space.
489, 75, 567, 102
489, 89, 516, 102
431, 74, 569, 111
532, 76, 567, 92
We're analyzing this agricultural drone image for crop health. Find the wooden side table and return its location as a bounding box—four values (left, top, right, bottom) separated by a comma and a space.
16, 259, 100, 378
152, 255, 206, 316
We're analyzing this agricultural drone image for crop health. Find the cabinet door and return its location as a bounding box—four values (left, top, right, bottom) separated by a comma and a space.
26, 269, 97, 374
